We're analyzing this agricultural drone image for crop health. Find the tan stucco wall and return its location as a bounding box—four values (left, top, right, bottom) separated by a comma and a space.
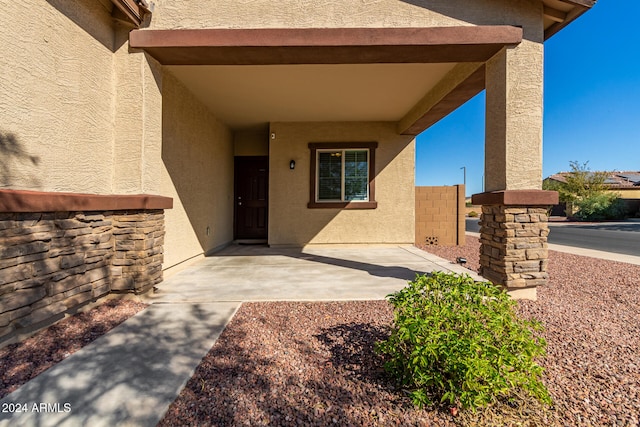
112, 28, 164, 195
0, 0, 166, 196
148, 0, 542, 38
485, 39, 544, 191
234, 129, 269, 157
268, 122, 415, 247
161, 72, 234, 269
614, 189, 640, 199
0, 0, 116, 192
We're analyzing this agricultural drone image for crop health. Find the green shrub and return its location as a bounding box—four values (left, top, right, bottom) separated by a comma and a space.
467, 211, 478, 218
375, 272, 551, 411
574, 193, 627, 221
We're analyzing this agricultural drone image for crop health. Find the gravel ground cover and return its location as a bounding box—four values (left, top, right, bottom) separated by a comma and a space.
0, 299, 148, 399
160, 237, 640, 426
424, 237, 640, 426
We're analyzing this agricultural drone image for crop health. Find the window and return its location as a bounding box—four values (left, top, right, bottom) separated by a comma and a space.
317, 150, 368, 201
308, 142, 377, 209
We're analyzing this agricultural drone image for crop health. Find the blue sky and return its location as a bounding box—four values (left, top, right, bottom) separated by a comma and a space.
415, 1, 640, 196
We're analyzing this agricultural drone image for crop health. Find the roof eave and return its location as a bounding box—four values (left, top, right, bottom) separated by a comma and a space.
544, 0, 596, 40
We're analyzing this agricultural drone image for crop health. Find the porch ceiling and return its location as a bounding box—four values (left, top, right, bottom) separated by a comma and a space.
131, 26, 522, 134
167, 63, 457, 129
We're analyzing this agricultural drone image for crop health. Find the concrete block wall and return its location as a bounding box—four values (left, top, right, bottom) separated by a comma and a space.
0, 209, 165, 345
415, 185, 465, 246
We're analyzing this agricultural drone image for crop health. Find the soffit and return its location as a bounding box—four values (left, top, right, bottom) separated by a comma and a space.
127, 6, 596, 130
167, 63, 457, 129
109, 0, 151, 27
542, 0, 596, 39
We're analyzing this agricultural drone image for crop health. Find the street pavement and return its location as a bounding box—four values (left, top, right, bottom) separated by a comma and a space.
466, 218, 640, 258
466, 218, 640, 265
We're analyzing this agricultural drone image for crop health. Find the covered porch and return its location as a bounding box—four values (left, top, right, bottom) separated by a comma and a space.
131, 24, 557, 298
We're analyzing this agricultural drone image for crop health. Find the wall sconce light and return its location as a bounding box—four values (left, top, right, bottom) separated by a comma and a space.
289, 160, 296, 170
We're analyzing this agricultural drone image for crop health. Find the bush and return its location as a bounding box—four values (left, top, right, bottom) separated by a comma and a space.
574, 193, 627, 221
467, 211, 478, 217
375, 272, 551, 411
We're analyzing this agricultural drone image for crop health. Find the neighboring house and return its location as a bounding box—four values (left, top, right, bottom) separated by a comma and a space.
0, 0, 594, 341
545, 171, 640, 216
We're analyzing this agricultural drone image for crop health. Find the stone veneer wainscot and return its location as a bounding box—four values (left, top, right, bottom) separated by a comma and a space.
0, 190, 172, 345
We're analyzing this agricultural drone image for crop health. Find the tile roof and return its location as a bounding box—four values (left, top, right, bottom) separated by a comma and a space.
545, 171, 640, 188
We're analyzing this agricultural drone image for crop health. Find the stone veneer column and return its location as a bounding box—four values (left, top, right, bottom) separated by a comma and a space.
472, 191, 558, 300
111, 210, 165, 294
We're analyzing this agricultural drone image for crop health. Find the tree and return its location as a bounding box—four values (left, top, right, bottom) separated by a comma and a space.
543, 161, 625, 220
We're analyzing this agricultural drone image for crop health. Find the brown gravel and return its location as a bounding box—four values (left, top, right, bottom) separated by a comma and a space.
424, 237, 640, 426
0, 298, 147, 399
159, 237, 640, 426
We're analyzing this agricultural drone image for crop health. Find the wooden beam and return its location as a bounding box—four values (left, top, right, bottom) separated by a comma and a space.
557, 0, 596, 7
110, 0, 147, 27
545, 4, 590, 40
397, 63, 486, 135
130, 26, 523, 66
544, 6, 567, 23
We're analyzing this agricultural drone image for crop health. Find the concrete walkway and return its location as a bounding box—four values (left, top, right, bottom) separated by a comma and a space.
0, 303, 239, 427
1, 245, 475, 427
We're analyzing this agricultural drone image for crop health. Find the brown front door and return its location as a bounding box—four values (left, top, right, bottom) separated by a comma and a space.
234, 156, 268, 240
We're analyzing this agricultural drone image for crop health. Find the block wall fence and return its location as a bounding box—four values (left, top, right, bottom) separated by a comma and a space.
415, 185, 466, 247
0, 190, 172, 346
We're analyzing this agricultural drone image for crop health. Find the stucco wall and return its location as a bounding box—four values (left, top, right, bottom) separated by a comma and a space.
485, 40, 544, 191
615, 189, 640, 199
234, 129, 269, 157
112, 27, 164, 195
148, 0, 542, 41
268, 122, 415, 247
161, 71, 234, 269
0, 0, 117, 193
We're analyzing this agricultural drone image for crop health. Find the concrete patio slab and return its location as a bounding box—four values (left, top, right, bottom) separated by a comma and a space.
147, 244, 482, 303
